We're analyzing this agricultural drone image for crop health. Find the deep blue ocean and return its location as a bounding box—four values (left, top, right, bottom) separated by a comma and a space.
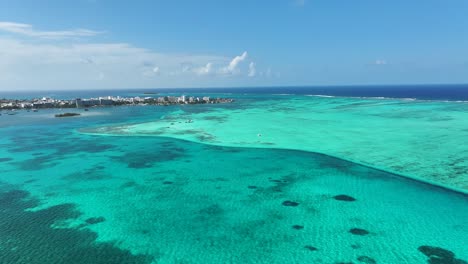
1, 84, 468, 101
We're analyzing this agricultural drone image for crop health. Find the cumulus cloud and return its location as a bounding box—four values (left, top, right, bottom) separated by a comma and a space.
248, 62, 256, 77
0, 37, 227, 89
374, 59, 388, 65
143, 66, 160, 77
193, 51, 256, 77
194, 63, 214, 75
0, 21, 101, 39
0, 22, 265, 90
192, 52, 258, 77
153, 67, 160, 74
181, 62, 193, 73
221, 51, 248, 74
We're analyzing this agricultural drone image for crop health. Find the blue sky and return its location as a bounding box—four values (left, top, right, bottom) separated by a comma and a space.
0, 0, 467, 90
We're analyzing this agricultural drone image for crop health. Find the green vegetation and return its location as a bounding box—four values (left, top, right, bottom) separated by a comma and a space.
55, 113, 81, 118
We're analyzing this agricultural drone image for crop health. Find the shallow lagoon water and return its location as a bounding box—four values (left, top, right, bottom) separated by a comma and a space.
85, 95, 468, 190
0, 96, 467, 264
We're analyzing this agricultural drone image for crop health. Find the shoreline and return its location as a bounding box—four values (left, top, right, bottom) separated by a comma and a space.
0, 95, 234, 110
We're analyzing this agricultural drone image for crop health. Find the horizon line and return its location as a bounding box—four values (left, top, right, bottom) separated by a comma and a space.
1, 83, 468, 93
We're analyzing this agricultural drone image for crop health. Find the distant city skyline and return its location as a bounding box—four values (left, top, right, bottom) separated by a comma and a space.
0, 0, 467, 90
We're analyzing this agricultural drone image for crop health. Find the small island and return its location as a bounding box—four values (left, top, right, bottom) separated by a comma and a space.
55, 113, 81, 118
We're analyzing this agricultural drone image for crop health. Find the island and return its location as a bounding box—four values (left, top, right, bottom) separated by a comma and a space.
0, 95, 233, 110
55, 113, 81, 118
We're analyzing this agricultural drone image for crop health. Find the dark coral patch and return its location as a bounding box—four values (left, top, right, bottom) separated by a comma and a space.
62, 171, 108, 182
9, 135, 114, 156
357, 256, 376, 264
351, 244, 361, 249
112, 148, 185, 169
292, 225, 304, 230
333, 194, 356, 202
198, 204, 224, 216
282, 200, 299, 207
203, 115, 228, 122
418, 246, 468, 264
0, 157, 13, 162
304, 245, 317, 251
0, 188, 153, 264
162, 181, 173, 185
13, 155, 60, 170
121, 181, 138, 188
85, 217, 106, 225
247, 185, 257, 189
23, 179, 38, 184
269, 178, 289, 184
349, 228, 370, 236
418, 246, 455, 259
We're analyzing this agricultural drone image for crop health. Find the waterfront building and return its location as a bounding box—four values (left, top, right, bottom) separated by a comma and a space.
99, 98, 113, 105
167, 96, 177, 103
75, 98, 82, 108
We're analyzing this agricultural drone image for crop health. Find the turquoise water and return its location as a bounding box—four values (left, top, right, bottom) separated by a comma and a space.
84, 94, 468, 190
0, 97, 467, 263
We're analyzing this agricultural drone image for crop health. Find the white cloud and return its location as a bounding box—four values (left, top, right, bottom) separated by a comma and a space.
248, 62, 256, 77
374, 59, 388, 65
294, 0, 306, 6
0, 22, 268, 90
142, 66, 161, 77
0, 37, 228, 89
0, 21, 101, 39
181, 62, 193, 73
221, 51, 248, 75
194, 63, 214, 75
